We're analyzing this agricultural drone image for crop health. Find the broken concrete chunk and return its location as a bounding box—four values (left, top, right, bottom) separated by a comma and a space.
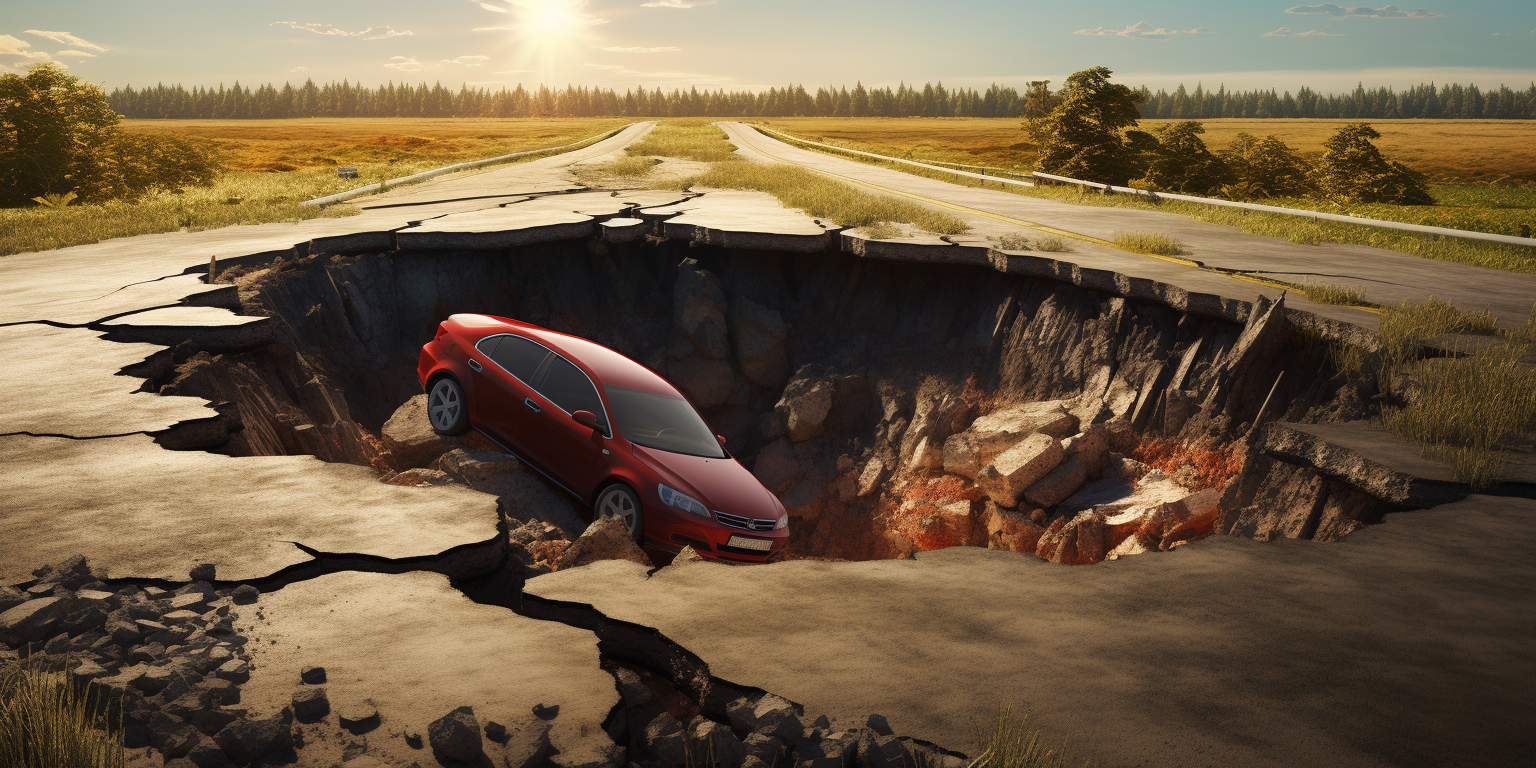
230, 585, 259, 605
776, 376, 834, 443
672, 545, 708, 564
612, 667, 653, 706
500, 717, 553, 768
856, 458, 886, 497
383, 394, 467, 469
1035, 511, 1109, 565
0, 586, 24, 614
689, 718, 748, 768
976, 434, 1065, 507
292, 687, 330, 723
429, 705, 485, 763
214, 715, 294, 765
0, 596, 70, 646
215, 659, 250, 683
300, 665, 327, 684
645, 712, 688, 766
189, 563, 216, 582
1023, 457, 1089, 509
436, 449, 522, 486
556, 515, 653, 571
944, 402, 1078, 480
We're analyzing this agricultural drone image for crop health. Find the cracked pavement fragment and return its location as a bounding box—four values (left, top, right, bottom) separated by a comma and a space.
0, 434, 500, 582
0, 324, 217, 437
235, 571, 618, 768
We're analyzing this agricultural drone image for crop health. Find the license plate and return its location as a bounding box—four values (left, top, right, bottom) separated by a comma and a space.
727, 535, 773, 551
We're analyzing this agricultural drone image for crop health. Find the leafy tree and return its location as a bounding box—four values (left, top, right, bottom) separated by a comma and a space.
1141, 121, 1232, 195
0, 64, 220, 208
1216, 133, 1314, 199
1030, 67, 1147, 186
1312, 123, 1434, 205
0, 63, 120, 207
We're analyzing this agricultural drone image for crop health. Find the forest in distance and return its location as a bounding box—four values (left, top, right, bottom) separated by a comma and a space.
105, 77, 1536, 122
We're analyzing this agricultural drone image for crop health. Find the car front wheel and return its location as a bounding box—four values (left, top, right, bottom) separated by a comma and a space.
427, 376, 470, 436
595, 484, 644, 543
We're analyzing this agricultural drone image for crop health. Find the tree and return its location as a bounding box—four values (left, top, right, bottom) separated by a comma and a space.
1313, 123, 1434, 205
1030, 67, 1147, 186
1141, 121, 1232, 195
1216, 133, 1314, 199
0, 63, 121, 206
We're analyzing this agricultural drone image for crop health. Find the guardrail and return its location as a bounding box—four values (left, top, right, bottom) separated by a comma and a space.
1031, 172, 1536, 249
299, 124, 634, 209
750, 125, 1036, 189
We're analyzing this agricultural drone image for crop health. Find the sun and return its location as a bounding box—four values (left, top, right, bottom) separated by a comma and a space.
534, 5, 580, 36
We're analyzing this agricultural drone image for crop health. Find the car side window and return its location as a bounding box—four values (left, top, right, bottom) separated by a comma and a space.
537, 354, 609, 435
489, 335, 550, 384
475, 336, 502, 357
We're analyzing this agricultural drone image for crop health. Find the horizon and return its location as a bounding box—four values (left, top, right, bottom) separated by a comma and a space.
4, 1, 1534, 95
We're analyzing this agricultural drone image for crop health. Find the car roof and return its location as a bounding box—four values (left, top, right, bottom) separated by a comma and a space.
453, 314, 683, 398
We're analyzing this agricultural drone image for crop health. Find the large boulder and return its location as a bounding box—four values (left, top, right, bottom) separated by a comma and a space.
556, 515, 654, 571
898, 382, 973, 472
943, 402, 1078, 480
669, 355, 736, 409
381, 394, 462, 469
980, 503, 1047, 553
0, 596, 71, 646
775, 376, 834, 443
1023, 458, 1089, 509
975, 434, 1064, 507
1035, 511, 1109, 565
752, 438, 803, 493
730, 297, 791, 389
1061, 424, 1110, 478
429, 706, 484, 763
214, 715, 293, 765
675, 264, 732, 361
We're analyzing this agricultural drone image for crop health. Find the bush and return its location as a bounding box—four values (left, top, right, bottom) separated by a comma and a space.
1217, 132, 1315, 199
1142, 121, 1232, 195
0, 64, 220, 207
1313, 123, 1434, 205
0, 661, 125, 768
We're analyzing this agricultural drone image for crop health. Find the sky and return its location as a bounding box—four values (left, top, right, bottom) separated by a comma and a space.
2, 1, 1534, 94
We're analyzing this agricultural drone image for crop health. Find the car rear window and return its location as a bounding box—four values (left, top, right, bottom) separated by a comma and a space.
488, 335, 550, 383
604, 385, 724, 459
538, 355, 610, 435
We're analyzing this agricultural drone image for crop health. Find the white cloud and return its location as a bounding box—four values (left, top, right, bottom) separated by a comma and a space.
479, 0, 608, 26
290, 66, 310, 72
1284, 5, 1446, 18
495, 69, 534, 73
442, 55, 491, 66
271, 21, 416, 39
0, 34, 55, 71
23, 30, 106, 52
56, 49, 97, 58
1264, 27, 1346, 36
480, 3, 509, 11
384, 55, 425, 71
599, 45, 681, 52
1074, 22, 1214, 40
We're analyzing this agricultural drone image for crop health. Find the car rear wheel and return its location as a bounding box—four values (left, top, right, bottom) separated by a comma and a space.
595, 484, 643, 542
427, 377, 470, 436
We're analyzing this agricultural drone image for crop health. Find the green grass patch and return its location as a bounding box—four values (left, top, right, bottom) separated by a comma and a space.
0, 661, 124, 768
1376, 298, 1536, 489
1299, 282, 1372, 307
1112, 231, 1186, 256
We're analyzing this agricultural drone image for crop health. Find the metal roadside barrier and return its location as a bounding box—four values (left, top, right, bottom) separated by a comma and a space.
750, 125, 1037, 189
299, 124, 634, 209
1031, 171, 1536, 249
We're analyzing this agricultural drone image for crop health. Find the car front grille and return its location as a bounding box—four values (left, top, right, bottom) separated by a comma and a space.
714, 510, 777, 533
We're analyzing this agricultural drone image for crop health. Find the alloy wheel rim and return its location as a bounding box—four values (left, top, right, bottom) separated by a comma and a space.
429, 381, 459, 430
600, 489, 637, 533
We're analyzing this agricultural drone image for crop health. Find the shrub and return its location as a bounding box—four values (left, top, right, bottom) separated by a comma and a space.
1142, 121, 1233, 195
1217, 133, 1315, 199
1313, 123, 1434, 205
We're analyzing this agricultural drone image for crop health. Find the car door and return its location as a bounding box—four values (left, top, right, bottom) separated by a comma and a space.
527, 352, 611, 499
475, 334, 551, 457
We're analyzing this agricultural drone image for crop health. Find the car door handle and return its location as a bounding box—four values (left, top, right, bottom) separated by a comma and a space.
468, 359, 482, 372
524, 398, 541, 413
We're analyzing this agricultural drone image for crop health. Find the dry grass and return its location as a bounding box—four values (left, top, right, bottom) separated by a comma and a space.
967, 703, 1078, 768
1300, 282, 1372, 307
861, 222, 908, 240
625, 120, 740, 163
589, 155, 658, 178
0, 661, 124, 768
1375, 298, 1536, 489
1112, 231, 1187, 256
1, 118, 628, 257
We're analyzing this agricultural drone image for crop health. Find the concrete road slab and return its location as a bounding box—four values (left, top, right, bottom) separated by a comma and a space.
0, 325, 215, 437
235, 570, 616, 766
527, 497, 1536, 767
643, 189, 829, 252
721, 122, 1536, 329
0, 434, 500, 583
398, 208, 595, 250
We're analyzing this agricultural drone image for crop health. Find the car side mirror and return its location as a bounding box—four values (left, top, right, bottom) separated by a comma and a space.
573, 410, 599, 430
716, 434, 727, 447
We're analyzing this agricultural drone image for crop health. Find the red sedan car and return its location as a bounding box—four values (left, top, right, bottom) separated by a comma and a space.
417, 313, 788, 563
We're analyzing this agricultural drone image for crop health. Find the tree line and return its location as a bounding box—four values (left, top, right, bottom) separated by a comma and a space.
105, 81, 1032, 120
1031, 67, 1434, 205
1136, 81, 1536, 120
103, 77, 1536, 121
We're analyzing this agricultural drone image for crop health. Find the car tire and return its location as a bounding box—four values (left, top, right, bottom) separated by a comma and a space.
595, 484, 644, 543
427, 376, 470, 436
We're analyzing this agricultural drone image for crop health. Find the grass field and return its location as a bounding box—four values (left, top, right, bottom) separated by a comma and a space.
0, 118, 629, 256
755, 118, 1536, 273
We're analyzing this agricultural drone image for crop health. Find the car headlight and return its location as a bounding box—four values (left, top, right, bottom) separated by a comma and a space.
658, 484, 711, 519
774, 514, 788, 530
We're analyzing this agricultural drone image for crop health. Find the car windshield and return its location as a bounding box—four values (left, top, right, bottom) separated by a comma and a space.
604, 385, 725, 459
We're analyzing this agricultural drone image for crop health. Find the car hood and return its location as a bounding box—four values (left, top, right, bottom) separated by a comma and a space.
631, 445, 780, 520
